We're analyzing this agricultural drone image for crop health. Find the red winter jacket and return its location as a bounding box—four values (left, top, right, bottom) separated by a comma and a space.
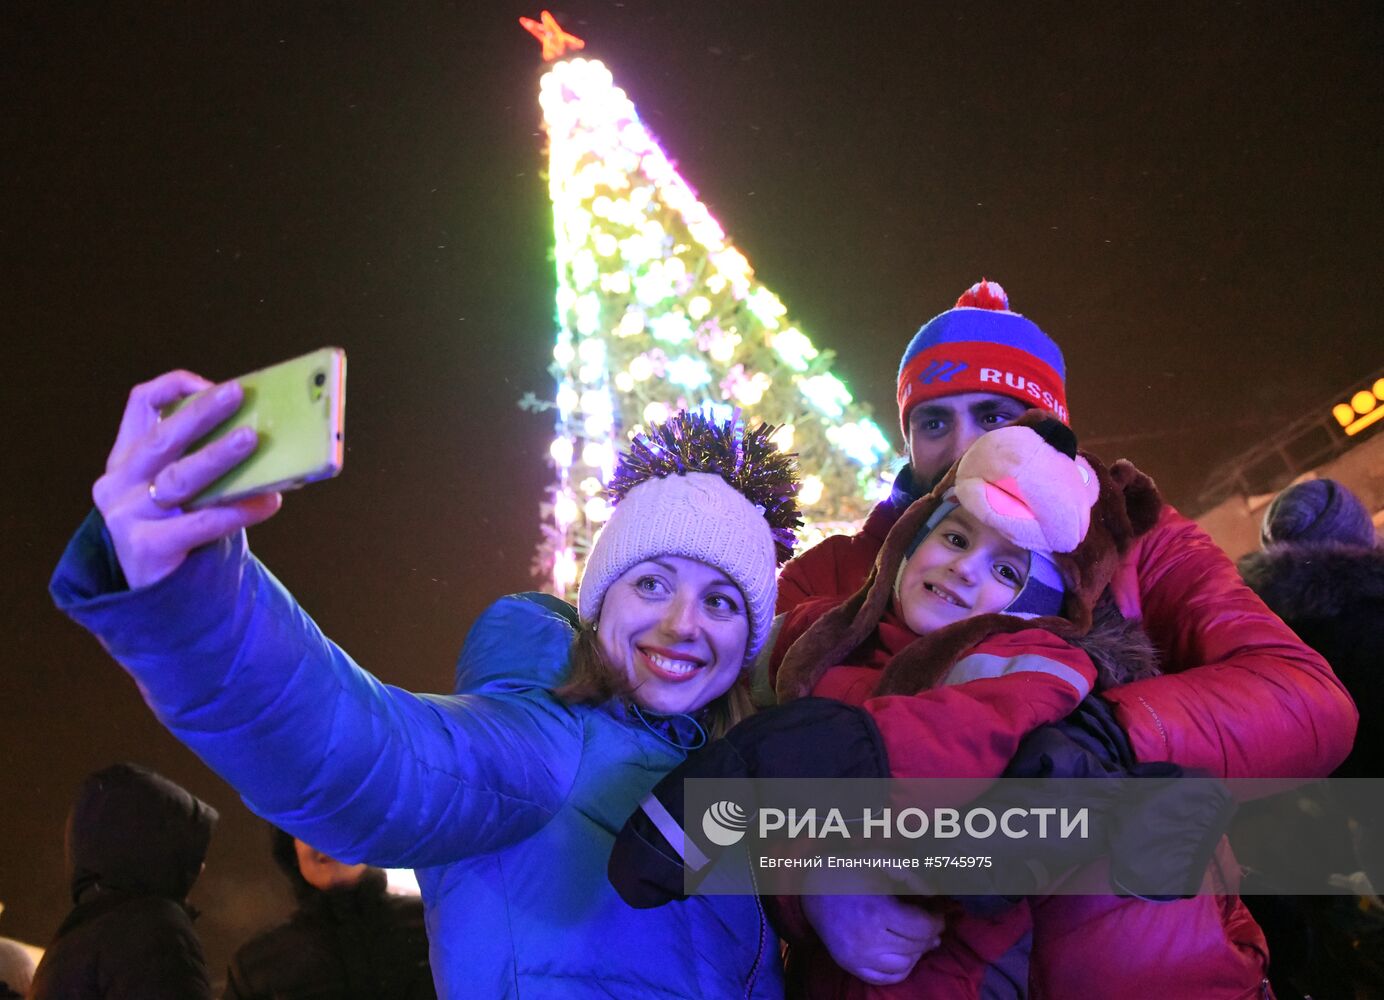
779, 607, 1099, 788
773, 488, 1358, 998
771, 606, 1098, 999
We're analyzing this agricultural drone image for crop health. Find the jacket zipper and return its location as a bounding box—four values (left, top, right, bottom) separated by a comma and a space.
743, 851, 766, 997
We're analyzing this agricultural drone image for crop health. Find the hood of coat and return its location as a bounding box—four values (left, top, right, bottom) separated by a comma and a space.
66, 763, 218, 904
1238, 541, 1384, 622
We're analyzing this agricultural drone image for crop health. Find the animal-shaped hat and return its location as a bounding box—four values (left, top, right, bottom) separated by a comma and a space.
901, 416, 1101, 622
776, 410, 1163, 702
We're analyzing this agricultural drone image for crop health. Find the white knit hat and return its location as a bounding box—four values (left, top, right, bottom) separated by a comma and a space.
578, 471, 780, 664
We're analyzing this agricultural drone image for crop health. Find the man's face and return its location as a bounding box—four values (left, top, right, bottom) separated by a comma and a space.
907, 391, 1029, 490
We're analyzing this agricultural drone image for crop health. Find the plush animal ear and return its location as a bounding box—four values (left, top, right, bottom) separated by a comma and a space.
1110, 459, 1163, 536
774, 582, 874, 702
775, 465, 958, 703
1049, 452, 1126, 631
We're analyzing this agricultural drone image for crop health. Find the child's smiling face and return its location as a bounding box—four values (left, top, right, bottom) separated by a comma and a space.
894, 507, 1031, 635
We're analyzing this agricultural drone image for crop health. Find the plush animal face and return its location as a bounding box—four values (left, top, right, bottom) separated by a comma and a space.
953, 420, 1101, 555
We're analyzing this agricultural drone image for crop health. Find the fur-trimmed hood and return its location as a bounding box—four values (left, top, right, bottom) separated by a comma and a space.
1238, 542, 1384, 622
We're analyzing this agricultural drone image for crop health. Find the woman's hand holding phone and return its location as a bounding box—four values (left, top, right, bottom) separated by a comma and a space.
93, 370, 283, 589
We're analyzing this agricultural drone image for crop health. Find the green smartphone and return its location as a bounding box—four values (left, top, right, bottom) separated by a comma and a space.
165, 347, 346, 509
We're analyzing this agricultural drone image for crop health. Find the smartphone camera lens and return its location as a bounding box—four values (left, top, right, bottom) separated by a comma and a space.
314, 371, 326, 387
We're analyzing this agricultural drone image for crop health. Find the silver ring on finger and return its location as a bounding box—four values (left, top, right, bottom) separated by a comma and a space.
148, 481, 168, 508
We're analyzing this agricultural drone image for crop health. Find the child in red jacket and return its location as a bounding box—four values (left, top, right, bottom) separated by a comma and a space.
762, 415, 1147, 999
772, 413, 1111, 776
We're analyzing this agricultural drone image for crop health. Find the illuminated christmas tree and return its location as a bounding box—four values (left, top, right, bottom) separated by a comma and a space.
523, 13, 896, 597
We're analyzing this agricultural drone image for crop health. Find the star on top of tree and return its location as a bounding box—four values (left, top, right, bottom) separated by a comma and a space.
519, 11, 585, 62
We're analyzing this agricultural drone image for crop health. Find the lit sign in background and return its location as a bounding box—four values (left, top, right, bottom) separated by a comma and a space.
1332, 377, 1384, 437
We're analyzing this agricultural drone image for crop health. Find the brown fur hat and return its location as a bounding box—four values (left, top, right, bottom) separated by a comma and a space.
775, 411, 1163, 702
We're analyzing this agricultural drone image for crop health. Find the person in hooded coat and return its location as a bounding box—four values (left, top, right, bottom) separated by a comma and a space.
223, 829, 435, 1000
1235, 478, 1384, 999
1238, 477, 1382, 780
29, 762, 218, 1000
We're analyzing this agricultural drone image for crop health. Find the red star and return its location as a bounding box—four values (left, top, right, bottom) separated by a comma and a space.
519, 11, 585, 62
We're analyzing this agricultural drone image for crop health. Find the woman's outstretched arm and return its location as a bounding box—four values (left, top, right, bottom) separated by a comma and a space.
54, 371, 582, 868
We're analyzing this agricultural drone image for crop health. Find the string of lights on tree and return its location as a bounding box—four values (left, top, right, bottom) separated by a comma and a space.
521, 12, 897, 598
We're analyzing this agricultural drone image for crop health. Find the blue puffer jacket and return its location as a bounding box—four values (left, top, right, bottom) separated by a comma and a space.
51, 512, 783, 1000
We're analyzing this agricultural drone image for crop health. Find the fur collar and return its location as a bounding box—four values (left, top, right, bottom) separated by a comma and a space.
1238, 542, 1384, 621
1070, 591, 1161, 689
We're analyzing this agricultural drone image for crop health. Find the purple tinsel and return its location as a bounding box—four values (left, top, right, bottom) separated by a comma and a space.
605, 409, 802, 563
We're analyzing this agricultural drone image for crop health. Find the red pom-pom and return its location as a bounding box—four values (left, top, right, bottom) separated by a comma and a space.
955, 279, 1009, 311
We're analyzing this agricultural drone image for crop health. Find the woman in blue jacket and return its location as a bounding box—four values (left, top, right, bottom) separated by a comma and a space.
51, 370, 799, 999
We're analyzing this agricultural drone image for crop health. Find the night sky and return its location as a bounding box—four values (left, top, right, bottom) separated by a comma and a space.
4, 1, 1381, 980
